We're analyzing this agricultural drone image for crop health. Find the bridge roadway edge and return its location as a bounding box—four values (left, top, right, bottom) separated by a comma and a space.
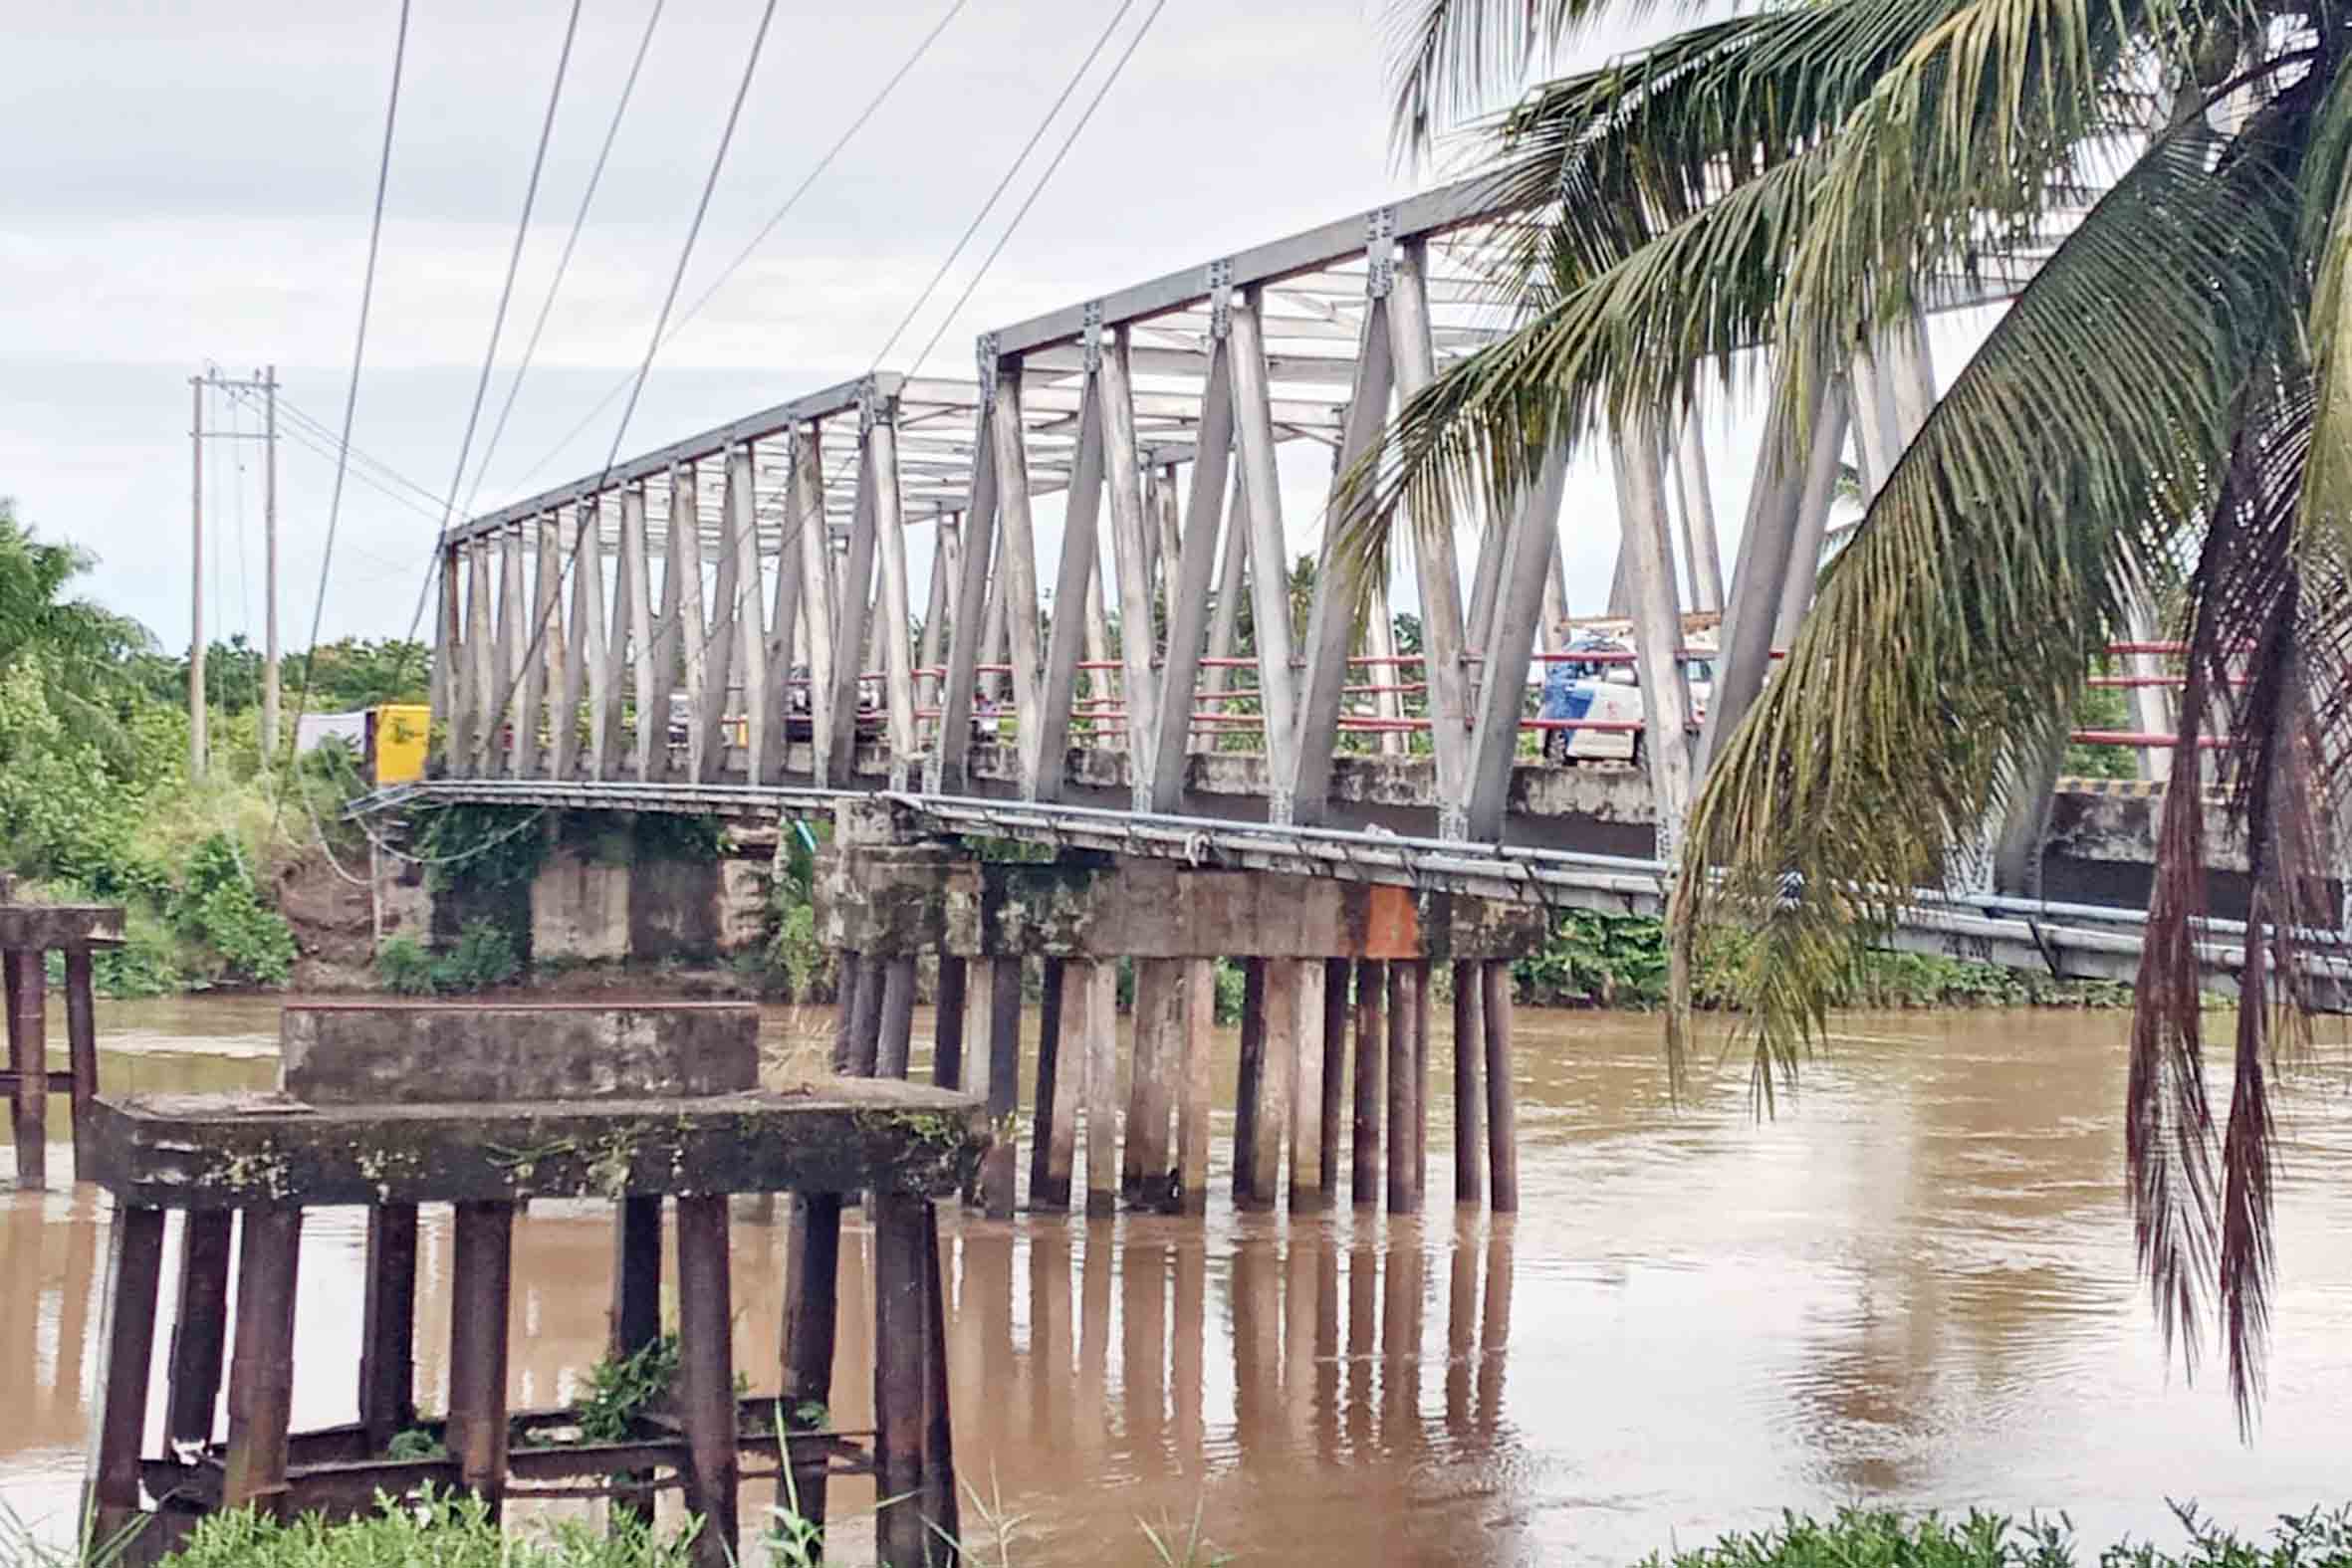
361, 779, 2346, 1004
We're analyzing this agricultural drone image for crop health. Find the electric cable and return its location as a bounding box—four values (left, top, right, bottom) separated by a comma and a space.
403, 0, 586, 655
457, 0, 667, 526
267, 0, 411, 857
487, 0, 971, 503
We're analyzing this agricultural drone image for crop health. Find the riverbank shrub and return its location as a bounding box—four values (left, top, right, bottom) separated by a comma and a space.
1642, 1505, 2352, 1568
152, 1491, 695, 1567
1514, 909, 2134, 1012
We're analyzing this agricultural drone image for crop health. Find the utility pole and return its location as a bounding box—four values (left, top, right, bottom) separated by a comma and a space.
189, 376, 206, 780
188, 366, 282, 775
262, 365, 281, 758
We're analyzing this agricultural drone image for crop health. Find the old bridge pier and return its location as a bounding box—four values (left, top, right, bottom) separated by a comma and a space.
816, 798, 1539, 1222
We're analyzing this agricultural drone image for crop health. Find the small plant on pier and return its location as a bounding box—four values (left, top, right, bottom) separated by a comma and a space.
577, 1332, 681, 1445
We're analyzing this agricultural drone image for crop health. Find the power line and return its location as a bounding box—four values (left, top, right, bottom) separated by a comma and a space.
469, 0, 783, 772
271, 0, 411, 847
687, 0, 1176, 688
458, 0, 667, 526
486, 0, 973, 505
413, 0, 586, 658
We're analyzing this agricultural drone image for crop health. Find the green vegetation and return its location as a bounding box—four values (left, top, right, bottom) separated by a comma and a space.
154, 1491, 694, 1567
371, 919, 521, 996
1515, 910, 2133, 1012
575, 1332, 680, 1445
1642, 1506, 2352, 1568
1371, 0, 2350, 1414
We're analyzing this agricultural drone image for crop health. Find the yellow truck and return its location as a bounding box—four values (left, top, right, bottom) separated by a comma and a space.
366, 704, 431, 787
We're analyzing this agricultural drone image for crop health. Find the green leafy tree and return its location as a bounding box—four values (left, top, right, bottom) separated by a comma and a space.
1363, 0, 2341, 1418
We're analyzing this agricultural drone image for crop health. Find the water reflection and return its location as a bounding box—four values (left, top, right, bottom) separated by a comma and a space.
6, 1002, 2352, 1565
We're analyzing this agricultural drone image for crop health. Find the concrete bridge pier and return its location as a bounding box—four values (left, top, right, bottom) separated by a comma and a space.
816, 799, 1543, 1224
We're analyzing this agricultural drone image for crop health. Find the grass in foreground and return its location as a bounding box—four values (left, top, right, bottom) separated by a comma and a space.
11, 1497, 2352, 1566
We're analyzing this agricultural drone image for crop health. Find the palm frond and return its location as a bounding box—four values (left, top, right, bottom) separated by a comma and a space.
1671, 119, 2303, 1096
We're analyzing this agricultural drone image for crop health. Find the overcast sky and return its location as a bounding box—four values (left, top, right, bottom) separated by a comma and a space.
0, 0, 1996, 656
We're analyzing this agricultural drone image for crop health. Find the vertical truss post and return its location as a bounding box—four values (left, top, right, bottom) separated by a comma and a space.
578, 503, 616, 780
1612, 413, 1695, 863
988, 357, 1048, 782
1673, 405, 1724, 612
695, 461, 735, 783
620, 483, 657, 782
1226, 284, 1301, 810
1539, 527, 1568, 654
725, 443, 766, 783
554, 504, 596, 780
826, 435, 879, 786
435, 543, 463, 769
918, 517, 955, 723
1148, 322, 1236, 812
1465, 443, 1569, 840
1097, 326, 1164, 809
865, 382, 920, 781
1385, 237, 1472, 833
791, 424, 835, 784
758, 450, 803, 785
465, 538, 495, 774
1701, 365, 1828, 773
1290, 292, 1396, 827
1203, 466, 1247, 708
660, 463, 704, 783
519, 514, 561, 779
1772, 380, 1852, 647
496, 525, 525, 776
1846, 342, 1895, 497
1153, 461, 1183, 626
934, 376, 1002, 789
1034, 343, 1107, 802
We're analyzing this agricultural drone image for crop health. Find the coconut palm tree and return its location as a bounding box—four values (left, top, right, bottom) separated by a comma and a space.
0, 498, 154, 767
1360, 0, 2352, 1423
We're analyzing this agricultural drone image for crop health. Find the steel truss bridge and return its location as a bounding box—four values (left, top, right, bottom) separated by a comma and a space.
410, 169, 2300, 993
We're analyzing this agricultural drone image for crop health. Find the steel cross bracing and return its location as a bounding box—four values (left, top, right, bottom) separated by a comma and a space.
429, 168, 2078, 842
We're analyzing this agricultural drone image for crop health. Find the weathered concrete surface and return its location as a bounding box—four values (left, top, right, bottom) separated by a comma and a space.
2045, 789, 2246, 873
0, 903, 125, 950
280, 1001, 760, 1104
818, 838, 1547, 960
530, 842, 631, 962
82, 1077, 988, 1207
629, 856, 721, 961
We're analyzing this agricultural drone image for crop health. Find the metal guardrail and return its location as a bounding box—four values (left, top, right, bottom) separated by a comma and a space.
359, 778, 2349, 999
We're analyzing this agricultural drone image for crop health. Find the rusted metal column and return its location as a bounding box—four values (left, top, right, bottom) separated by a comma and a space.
1029, 960, 1068, 1212
1481, 962, 1520, 1213
830, 951, 864, 1072
1413, 962, 1432, 1199
1351, 960, 1385, 1207
222, 1207, 303, 1516
65, 948, 97, 1156
845, 955, 885, 1078
875, 956, 918, 1080
931, 956, 967, 1089
358, 1203, 419, 1449
1385, 964, 1422, 1215
1451, 962, 1483, 1206
166, 1211, 234, 1449
973, 956, 1022, 1220
1231, 959, 1273, 1210
1074, 960, 1118, 1219
1281, 960, 1323, 1214
1174, 960, 1215, 1216
607, 1197, 663, 1526
870, 1193, 933, 1568
84, 1203, 165, 1542
1125, 959, 1180, 1209
8, 949, 47, 1189
918, 1203, 960, 1557
780, 1192, 841, 1529
446, 1200, 515, 1517
1320, 959, 1349, 1200
674, 1195, 740, 1567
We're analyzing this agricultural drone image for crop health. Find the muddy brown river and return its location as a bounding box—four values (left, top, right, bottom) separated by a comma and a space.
5, 999, 2352, 1564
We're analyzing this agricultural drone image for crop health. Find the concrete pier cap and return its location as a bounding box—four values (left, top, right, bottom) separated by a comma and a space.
815, 799, 1546, 962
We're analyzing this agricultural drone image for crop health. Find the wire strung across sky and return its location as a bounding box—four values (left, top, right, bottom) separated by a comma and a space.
267, 0, 411, 854
484, 0, 974, 509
